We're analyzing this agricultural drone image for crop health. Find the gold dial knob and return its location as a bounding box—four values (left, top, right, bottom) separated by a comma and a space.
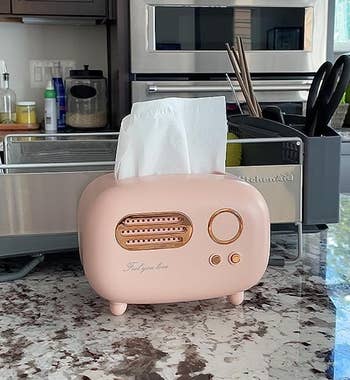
208, 208, 243, 245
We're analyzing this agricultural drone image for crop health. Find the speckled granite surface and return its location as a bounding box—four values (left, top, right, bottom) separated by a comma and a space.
1, 198, 350, 380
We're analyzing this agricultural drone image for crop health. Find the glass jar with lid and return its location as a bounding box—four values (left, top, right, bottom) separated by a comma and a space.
65, 65, 107, 129
16, 101, 37, 125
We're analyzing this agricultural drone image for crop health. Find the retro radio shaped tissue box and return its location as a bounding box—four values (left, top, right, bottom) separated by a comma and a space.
78, 173, 270, 315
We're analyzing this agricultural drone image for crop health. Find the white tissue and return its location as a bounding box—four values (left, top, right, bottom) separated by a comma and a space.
115, 96, 227, 180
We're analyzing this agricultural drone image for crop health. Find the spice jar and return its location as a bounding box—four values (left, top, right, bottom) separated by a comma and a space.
16, 102, 37, 124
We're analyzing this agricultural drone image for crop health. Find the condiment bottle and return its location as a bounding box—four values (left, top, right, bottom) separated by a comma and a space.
52, 61, 66, 129
44, 80, 57, 133
0, 73, 16, 123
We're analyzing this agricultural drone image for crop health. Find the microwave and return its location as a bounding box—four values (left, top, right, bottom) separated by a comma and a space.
130, 0, 330, 75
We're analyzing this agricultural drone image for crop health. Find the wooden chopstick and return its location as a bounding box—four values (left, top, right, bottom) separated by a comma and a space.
225, 43, 257, 116
230, 44, 252, 110
239, 37, 262, 117
236, 37, 257, 115
237, 37, 262, 117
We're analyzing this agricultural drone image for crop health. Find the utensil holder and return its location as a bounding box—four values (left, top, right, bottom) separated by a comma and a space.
228, 115, 341, 226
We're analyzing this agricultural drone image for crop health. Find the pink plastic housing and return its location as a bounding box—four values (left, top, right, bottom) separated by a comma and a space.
78, 173, 270, 315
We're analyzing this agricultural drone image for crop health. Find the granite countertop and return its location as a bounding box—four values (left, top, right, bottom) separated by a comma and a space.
1, 198, 350, 380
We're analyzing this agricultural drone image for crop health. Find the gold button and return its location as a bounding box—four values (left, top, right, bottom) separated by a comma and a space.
229, 253, 241, 264
209, 254, 221, 266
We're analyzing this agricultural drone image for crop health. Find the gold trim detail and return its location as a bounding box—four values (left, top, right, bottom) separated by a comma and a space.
208, 208, 243, 245
115, 212, 193, 251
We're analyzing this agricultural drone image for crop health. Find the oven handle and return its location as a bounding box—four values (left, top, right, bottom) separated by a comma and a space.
148, 84, 311, 94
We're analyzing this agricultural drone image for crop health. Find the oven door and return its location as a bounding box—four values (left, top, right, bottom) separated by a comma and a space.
130, 0, 328, 74
132, 79, 311, 115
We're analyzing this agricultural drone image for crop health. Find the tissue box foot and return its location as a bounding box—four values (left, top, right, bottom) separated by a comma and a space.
110, 302, 127, 316
228, 292, 244, 306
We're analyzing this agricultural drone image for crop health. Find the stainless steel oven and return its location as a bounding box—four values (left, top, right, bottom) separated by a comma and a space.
130, 0, 329, 75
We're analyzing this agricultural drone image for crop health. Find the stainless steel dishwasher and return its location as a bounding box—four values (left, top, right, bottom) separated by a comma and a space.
0, 133, 303, 279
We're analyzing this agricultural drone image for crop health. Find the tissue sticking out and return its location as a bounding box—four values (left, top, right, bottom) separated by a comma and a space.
114, 96, 228, 180
115, 212, 193, 251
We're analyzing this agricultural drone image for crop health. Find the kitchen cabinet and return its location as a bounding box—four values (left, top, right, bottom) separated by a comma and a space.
0, 1, 11, 13
12, 0, 106, 17
108, 0, 130, 127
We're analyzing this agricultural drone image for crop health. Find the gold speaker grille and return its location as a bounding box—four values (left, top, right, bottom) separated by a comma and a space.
115, 212, 193, 251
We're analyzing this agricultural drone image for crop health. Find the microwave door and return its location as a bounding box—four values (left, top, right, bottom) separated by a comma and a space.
131, 0, 328, 74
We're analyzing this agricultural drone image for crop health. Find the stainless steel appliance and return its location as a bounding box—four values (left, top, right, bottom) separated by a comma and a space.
0, 132, 118, 280
130, 0, 333, 113
130, 0, 329, 75
0, 134, 303, 280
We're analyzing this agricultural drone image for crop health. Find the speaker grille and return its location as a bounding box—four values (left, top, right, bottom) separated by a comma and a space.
115, 212, 193, 251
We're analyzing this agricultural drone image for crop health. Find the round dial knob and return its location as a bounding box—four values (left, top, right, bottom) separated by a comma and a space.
208, 208, 243, 245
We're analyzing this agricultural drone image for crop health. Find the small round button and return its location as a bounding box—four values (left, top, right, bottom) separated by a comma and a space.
229, 253, 241, 264
208, 208, 243, 245
209, 254, 222, 266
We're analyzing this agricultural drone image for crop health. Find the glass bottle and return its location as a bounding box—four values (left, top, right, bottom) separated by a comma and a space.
0, 73, 16, 123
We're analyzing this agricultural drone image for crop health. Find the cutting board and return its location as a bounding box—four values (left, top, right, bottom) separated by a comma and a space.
0, 123, 40, 131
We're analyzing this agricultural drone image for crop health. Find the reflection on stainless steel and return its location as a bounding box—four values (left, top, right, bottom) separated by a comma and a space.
4, 132, 118, 173
227, 165, 302, 223
0, 132, 118, 241
0, 171, 111, 237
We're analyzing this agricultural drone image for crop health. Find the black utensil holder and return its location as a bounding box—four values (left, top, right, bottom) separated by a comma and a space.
228, 115, 341, 226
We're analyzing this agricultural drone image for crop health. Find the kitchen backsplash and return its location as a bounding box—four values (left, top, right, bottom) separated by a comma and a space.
0, 22, 108, 121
